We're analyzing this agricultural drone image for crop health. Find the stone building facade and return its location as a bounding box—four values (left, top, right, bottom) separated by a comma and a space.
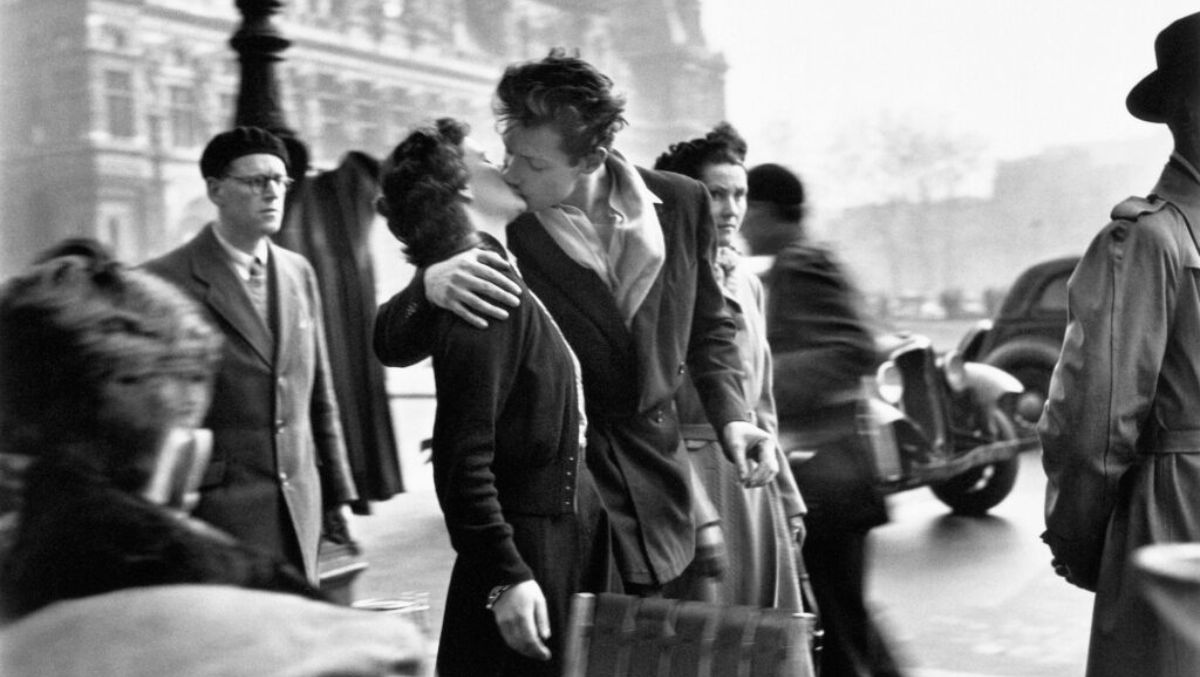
0, 0, 727, 276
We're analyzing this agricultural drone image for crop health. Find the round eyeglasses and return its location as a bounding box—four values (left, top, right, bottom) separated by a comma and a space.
223, 173, 295, 192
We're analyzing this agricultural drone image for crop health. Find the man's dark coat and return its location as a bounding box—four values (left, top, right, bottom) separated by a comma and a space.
504, 167, 748, 585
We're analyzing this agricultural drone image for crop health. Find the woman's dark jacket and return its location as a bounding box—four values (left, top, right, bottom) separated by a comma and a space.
377, 238, 585, 585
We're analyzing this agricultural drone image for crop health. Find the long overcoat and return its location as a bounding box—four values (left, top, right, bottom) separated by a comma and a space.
1041, 158, 1200, 677
145, 224, 357, 582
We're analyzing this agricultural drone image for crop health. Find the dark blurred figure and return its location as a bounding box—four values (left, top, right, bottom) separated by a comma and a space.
745, 164, 904, 677
145, 127, 358, 584
654, 123, 806, 610
0, 239, 322, 620
1040, 11, 1200, 677
375, 118, 613, 677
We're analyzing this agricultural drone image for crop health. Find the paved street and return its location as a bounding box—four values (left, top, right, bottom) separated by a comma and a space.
870, 452, 1093, 677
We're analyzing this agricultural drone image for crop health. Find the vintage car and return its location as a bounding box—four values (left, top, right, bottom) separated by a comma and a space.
957, 255, 1078, 408
782, 332, 1043, 516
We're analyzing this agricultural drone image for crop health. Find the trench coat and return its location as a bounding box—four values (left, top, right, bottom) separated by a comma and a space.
1040, 158, 1200, 677
145, 224, 358, 582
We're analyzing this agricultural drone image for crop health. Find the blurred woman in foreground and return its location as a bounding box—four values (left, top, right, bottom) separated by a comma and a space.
0, 240, 428, 675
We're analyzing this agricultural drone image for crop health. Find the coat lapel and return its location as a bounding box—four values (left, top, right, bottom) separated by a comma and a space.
190, 226, 274, 366
269, 244, 306, 372
512, 213, 632, 348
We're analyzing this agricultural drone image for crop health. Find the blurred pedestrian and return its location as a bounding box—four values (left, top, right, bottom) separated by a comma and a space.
144, 126, 358, 584
653, 123, 806, 610
744, 163, 904, 677
373, 50, 777, 596
0, 239, 323, 622
1040, 11, 1200, 677
374, 118, 613, 677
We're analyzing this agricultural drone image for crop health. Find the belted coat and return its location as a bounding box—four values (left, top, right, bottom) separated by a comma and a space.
1040, 158, 1200, 677
145, 224, 357, 582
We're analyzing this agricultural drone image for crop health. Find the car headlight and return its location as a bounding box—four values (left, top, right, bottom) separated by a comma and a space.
942, 349, 967, 393
876, 360, 903, 404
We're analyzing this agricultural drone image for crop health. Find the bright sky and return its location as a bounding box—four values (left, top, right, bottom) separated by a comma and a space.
704, 1, 1200, 208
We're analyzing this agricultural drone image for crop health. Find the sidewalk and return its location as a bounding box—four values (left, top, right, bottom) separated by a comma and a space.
346, 388, 452, 655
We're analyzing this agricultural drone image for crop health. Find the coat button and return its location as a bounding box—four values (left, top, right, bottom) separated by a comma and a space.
677, 364, 686, 375
278, 471, 288, 482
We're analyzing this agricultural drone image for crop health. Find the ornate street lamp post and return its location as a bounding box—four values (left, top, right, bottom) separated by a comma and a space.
230, 0, 309, 181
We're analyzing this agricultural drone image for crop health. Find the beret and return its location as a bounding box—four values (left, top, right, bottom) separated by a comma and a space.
747, 163, 805, 206
199, 126, 291, 178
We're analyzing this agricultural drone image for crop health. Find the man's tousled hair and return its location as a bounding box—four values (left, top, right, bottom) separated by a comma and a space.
494, 48, 628, 163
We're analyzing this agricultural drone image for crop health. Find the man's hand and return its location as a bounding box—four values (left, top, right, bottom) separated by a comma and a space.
491, 580, 552, 661
424, 248, 522, 329
1041, 530, 1100, 592
788, 514, 806, 550
720, 421, 779, 488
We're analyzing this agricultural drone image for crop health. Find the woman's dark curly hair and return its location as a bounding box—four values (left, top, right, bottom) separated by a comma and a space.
653, 121, 747, 180
494, 48, 628, 163
377, 118, 474, 267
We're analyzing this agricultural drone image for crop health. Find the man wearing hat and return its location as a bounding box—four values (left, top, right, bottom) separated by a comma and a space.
145, 127, 357, 585
1040, 12, 1200, 677
743, 163, 904, 677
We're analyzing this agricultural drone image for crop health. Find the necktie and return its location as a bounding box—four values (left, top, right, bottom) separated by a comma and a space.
247, 257, 269, 327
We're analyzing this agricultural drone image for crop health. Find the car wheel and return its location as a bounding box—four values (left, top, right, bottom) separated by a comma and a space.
1007, 363, 1051, 401
930, 411, 1020, 515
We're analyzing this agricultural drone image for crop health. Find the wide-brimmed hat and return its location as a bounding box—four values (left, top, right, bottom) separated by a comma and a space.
1127, 12, 1200, 123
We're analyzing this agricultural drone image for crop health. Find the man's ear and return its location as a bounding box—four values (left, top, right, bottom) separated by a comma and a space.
579, 147, 608, 175
205, 177, 223, 205
374, 195, 392, 219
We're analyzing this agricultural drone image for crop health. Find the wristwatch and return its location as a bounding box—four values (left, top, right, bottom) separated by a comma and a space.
485, 584, 513, 610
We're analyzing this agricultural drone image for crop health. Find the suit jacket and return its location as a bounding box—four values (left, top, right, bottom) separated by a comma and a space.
1040, 158, 1200, 677
145, 224, 357, 581
506, 167, 748, 585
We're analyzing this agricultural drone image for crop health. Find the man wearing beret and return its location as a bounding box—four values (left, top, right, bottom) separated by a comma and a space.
145, 126, 357, 585
1040, 11, 1200, 677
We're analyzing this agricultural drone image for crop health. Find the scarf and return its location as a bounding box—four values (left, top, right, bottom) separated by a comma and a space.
534, 151, 665, 327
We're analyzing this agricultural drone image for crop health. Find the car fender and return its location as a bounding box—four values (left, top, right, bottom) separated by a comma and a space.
956, 319, 993, 360
963, 362, 1023, 410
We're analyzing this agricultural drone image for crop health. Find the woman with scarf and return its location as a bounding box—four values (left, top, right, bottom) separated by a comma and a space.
653, 123, 806, 611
